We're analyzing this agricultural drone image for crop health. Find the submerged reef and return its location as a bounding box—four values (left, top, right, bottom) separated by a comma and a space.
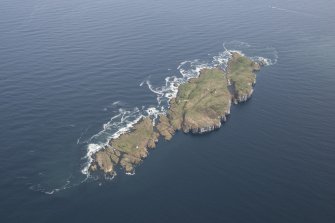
89, 52, 264, 175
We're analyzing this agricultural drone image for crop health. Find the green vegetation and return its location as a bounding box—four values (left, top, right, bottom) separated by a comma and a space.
168, 68, 231, 133
90, 117, 159, 174
89, 52, 263, 175
227, 52, 260, 102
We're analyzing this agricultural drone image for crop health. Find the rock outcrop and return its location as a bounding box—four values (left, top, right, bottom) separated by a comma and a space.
156, 114, 175, 140
227, 52, 260, 104
90, 117, 159, 174
168, 68, 232, 134
89, 52, 264, 175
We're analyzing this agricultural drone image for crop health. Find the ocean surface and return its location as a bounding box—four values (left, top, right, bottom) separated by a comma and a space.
1, 0, 335, 222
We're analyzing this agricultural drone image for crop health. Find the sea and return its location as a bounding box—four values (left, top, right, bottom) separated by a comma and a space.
1, 0, 335, 222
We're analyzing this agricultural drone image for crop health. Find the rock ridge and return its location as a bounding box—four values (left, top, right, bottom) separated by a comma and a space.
88, 52, 264, 175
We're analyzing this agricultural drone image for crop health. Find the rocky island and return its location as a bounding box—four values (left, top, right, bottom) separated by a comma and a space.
89, 52, 264, 175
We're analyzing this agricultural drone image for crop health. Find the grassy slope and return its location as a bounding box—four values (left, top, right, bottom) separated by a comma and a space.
227, 53, 259, 97
91, 53, 262, 174
92, 117, 159, 173
168, 68, 231, 132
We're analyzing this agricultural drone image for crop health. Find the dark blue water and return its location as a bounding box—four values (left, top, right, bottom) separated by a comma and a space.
1, 0, 335, 222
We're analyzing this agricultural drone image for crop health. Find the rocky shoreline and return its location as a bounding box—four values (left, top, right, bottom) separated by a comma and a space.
89, 52, 264, 175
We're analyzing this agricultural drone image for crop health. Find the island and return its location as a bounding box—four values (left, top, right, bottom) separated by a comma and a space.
88, 52, 264, 175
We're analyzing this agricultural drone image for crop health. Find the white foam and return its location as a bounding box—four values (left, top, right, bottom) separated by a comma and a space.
251, 55, 277, 66
29, 176, 74, 195
144, 52, 230, 113
77, 127, 90, 145
111, 114, 144, 139
228, 50, 245, 56
105, 173, 116, 181
146, 107, 161, 125
81, 43, 277, 177
125, 171, 135, 176
146, 80, 165, 105
81, 143, 102, 175
146, 107, 160, 116
81, 106, 147, 175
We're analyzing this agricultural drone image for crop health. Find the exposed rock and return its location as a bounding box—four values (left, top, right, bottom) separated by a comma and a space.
156, 114, 175, 140
89, 52, 264, 175
90, 117, 159, 174
95, 149, 115, 173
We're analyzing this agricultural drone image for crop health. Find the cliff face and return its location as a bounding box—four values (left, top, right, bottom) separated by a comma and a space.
89, 52, 263, 175
227, 52, 260, 104
233, 88, 254, 104
181, 104, 233, 134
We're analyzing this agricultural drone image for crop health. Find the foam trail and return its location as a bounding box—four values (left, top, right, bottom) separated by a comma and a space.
29, 175, 75, 195
251, 56, 275, 66
81, 107, 148, 175
81, 144, 102, 175
77, 126, 89, 145
270, 6, 318, 18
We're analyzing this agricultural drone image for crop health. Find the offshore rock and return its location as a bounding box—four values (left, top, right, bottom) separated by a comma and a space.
88, 52, 264, 175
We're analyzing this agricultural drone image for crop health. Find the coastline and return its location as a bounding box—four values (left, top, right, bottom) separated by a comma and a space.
84, 50, 268, 176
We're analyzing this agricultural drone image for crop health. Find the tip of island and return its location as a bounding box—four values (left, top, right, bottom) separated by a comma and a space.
88, 52, 266, 176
